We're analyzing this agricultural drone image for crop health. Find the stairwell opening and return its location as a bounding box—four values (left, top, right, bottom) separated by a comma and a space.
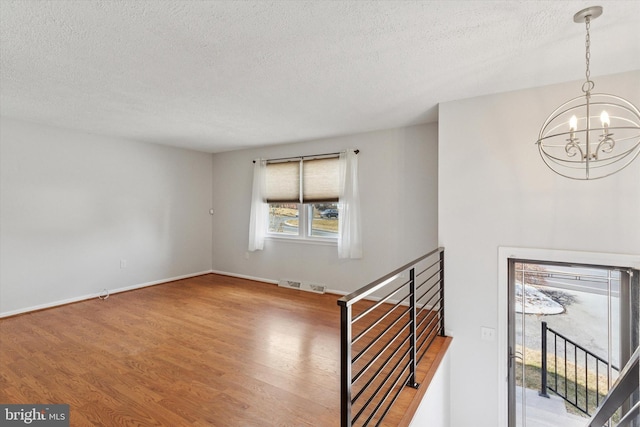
506, 258, 638, 427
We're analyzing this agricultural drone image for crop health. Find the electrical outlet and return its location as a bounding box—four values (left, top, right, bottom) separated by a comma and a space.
120, 259, 127, 269
481, 326, 495, 342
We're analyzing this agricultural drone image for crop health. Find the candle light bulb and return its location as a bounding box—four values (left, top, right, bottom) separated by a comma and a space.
569, 115, 578, 132
600, 111, 610, 127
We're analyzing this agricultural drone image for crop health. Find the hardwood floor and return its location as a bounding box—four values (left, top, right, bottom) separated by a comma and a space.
0, 274, 448, 426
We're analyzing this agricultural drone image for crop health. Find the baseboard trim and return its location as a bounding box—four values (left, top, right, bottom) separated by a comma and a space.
207, 270, 431, 308
0, 270, 213, 318
209, 269, 352, 296
210, 270, 279, 285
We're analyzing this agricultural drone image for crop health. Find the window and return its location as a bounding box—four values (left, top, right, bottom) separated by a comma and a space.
265, 157, 339, 240
248, 148, 361, 258
267, 202, 339, 239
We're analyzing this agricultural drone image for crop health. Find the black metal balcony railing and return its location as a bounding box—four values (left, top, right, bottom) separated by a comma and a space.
540, 321, 619, 416
338, 248, 445, 427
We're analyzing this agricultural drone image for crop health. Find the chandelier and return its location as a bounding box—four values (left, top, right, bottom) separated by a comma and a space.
536, 6, 640, 180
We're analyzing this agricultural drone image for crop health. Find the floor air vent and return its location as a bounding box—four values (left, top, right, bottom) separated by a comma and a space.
278, 280, 326, 294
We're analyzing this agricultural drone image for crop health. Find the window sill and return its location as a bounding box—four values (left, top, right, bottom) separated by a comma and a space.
265, 235, 337, 247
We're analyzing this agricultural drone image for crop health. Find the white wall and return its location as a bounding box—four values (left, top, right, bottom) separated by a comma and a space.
409, 348, 451, 427
0, 118, 214, 316
438, 70, 640, 427
211, 123, 438, 293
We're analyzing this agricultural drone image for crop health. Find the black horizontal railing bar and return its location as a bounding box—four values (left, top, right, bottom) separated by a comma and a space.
415, 284, 439, 306
547, 325, 619, 370
414, 279, 441, 302
352, 288, 411, 343
414, 278, 441, 303
352, 334, 411, 402
417, 329, 440, 365
352, 322, 410, 383
416, 309, 442, 349
338, 247, 444, 308
416, 305, 441, 335
351, 263, 442, 348
414, 259, 442, 280
352, 319, 410, 381
414, 268, 442, 294
416, 315, 440, 351
353, 350, 411, 424
415, 297, 442, 329
362, 345, 411, 410
352, 294, 410, 345
415, 288, 441, 315
415, 301, 439, 326
417, 320, 442, 360
416, 306, 442, 343
352, 326, 410, 385
416, 310, 441, 344
414, 273, 442, 297
351, 279, 410, 324
415, 304, 435, 327
375, 369, 412, 427
352, 307, 410, 364
359, 356, 412, 426
363, 369, 410, 427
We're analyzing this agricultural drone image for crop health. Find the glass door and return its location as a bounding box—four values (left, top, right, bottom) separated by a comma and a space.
508, 260, 637, 427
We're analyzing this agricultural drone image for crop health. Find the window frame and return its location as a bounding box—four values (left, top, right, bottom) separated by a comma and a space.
264, 155, 340, 243
266, 202, 339, 243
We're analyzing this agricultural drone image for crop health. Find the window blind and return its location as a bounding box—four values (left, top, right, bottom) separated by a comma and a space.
265, 156, 339, 203
265, 160, 300, 203
303, 158, 339, 202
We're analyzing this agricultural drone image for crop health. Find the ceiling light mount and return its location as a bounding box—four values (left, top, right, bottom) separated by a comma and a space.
573, 6, 602, 23
536, 6, 640, 180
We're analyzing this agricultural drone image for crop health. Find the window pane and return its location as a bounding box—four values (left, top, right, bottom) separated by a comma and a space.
268, 203, 299, 235
310, 203, 339, 238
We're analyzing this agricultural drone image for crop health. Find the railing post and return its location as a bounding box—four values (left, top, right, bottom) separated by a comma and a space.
439, 249, 445, 336
406, 268, 419, 389
339, 302, 352, 427
539, 321, 549, 398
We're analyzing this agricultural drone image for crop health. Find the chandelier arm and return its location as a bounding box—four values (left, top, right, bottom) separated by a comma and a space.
541, 144, 639, 167
565, 139, 584, 158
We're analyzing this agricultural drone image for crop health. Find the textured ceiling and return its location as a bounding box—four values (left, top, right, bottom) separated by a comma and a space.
1, 1, 639, 153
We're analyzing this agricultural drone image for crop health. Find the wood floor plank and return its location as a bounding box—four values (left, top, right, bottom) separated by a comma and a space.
0, 273, 448, 426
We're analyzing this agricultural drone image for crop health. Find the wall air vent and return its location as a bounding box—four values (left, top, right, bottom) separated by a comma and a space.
278, 280, 326, 294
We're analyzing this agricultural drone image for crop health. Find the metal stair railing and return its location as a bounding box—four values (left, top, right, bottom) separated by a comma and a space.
540, 321, 619, 416
338, 247, 445, 427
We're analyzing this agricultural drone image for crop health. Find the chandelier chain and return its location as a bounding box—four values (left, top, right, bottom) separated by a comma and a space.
583, 16, 594, 93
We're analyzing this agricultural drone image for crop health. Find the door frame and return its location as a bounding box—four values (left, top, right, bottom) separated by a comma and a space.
497, 247, 640, 427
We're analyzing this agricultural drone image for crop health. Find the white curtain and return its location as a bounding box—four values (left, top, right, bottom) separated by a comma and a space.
338, 149, 362, 259
248, 159, 267, 251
